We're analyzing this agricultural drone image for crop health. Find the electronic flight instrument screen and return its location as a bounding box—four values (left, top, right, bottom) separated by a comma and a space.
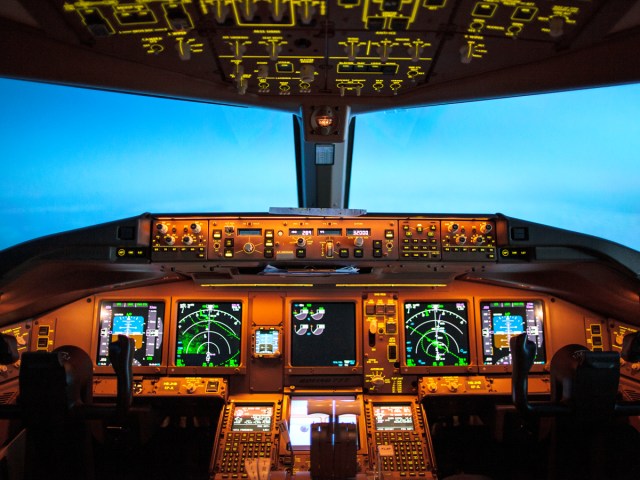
96, 301, 164, 367
373, 404, 415, 431
231, 404, 274, 432
403, 302, 470, 367
290, 302, 356, 367
175, 301, 242, 367
481, 300, 546, 365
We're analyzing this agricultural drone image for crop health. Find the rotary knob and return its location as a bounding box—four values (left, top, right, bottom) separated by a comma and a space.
455, 235, 467, 245
297, 237, 307, 247
190, 223, 202, 234
354, 237, 364, 248
156, 223, 169, 234
472, 235, 485, 245
182, 235, 194, 245
164, 235, 175, 246
370, 375, 385, 387
243, 242, 255, 254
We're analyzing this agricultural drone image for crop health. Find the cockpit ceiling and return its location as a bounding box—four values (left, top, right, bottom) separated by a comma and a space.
1, 0, 640, 112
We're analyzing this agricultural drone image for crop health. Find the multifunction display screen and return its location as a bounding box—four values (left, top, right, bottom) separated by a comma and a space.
290, 302, 356, 367
96, 301, 164, 367
404, 302, 470, 367
481, 300, 546, 365
373, 404, 415, 431
231, 405, 273, 432
175, 301, 242, 367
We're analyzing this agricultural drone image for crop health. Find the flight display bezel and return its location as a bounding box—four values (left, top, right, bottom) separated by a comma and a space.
477, 299, 548, 374
92, 299, 169, 375
400, 299, 478, 374
285, 298, 363, 376
168, 299, 247, 375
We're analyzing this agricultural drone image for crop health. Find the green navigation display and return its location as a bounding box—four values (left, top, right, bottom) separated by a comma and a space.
404, 302, 470, 367
175, 301, 242, 367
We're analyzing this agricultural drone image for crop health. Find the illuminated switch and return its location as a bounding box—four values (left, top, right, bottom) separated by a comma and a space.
385, 230, 395, 239
296, 248, 306, 258
38, 326, 50, 336
366, 304, 376, 316
385, 305, 396, 316
213, 230, 222, 239
373, 240, 383, 248
386, 321, 397, 334
224, 249, 233, 258
512, 7, 537, 22
592, 336, 603, 346
224, 238, 234, 247
591, 325, 602, 335
375, 305, 386, 315
339, 248, 349, 258
264, 248, 274, 258
473, 3, 497, 17
387, 344, 397, 361
373, 248, 383, 258
354, 248, 363, 258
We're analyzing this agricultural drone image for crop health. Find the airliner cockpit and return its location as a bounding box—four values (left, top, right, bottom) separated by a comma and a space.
1, 1, 640, 479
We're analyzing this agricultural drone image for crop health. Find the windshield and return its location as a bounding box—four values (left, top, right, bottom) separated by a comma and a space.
2, 78, 639, 251
1, 78, 297, 250
351, 83, 640, 251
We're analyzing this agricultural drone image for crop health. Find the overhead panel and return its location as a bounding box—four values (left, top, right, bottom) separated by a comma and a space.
56, 0, 603, 99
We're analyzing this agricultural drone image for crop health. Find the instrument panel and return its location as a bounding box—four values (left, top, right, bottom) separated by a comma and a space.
29, 276, 605, 400
55, 0, 602, 99
150, 216, 497, 263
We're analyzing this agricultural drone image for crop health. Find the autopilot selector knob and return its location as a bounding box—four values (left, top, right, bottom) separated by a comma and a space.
480, 223, 493, 234
164, 236, 175, 246
243, 242, 255, 254
190, 223, 202, 234
182, 235, 194, 245
297, 237, 306, 247
157, 223, 168, 235
455, 235, 467, 245
354, 237, 364, 248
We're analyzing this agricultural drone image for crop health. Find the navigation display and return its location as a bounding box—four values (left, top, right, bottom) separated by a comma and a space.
481, 300, 546, 365
404, 302, 470, 367
175, 301, 242, 367
231, 404, 273, 432
290, 302, 356, 367
96, 301, 164, 367
373, 404, 415, 431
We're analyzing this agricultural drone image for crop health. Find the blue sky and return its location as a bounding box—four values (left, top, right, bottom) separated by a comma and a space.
1, 77, 639, 251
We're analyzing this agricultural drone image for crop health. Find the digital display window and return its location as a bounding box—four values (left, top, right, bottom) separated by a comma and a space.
175, 301, 242, 367
372, 404, 414, 431
404, 302, 470, 367
231, 405, 274, 432
290, 302, 356, 367
96, 301, 164, 367
480, 300, 546, 365
254, 328, 281, 357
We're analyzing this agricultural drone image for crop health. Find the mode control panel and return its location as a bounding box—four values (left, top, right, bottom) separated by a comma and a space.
150, 216, 496, 263
207, 218, 396, 262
